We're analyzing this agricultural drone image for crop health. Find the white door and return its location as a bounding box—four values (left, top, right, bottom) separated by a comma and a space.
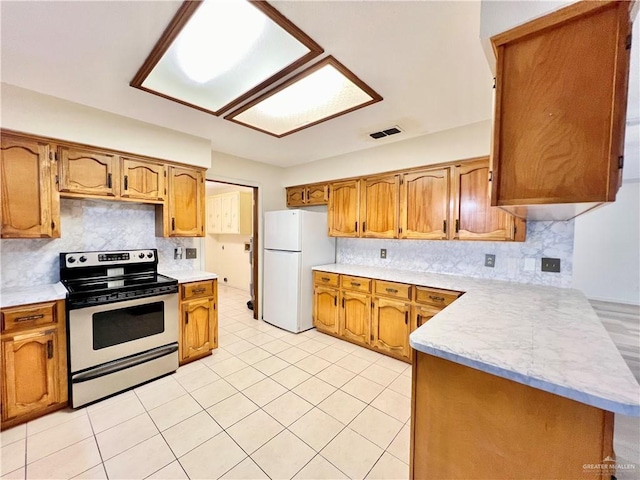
263, 249, 301, 332
264, 210, 302, 251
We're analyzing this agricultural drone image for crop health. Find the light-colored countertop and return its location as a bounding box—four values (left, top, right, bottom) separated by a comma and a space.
0, 283, 68, 308
161, 270, 218, 284
313, 263, 640, 416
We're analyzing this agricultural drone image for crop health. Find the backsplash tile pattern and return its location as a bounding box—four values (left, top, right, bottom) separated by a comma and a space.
0, 199, 198, 288
337, 221, 574, 287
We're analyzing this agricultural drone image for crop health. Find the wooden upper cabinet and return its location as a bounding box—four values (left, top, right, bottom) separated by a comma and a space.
328, 180, 360, 237
286, 186, 305, 207
490, 1, 632, 220
120, 157, 165, 202
306, 183, 328, 205
453, 159, 523, 241
167, 166, 204, 237
58, 146, 117, 197
400, 168, 450, 240
360, 174, 399, 239
0, 134, 60, 238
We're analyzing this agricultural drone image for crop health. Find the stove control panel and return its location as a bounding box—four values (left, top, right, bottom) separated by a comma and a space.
63, 250, 157, 268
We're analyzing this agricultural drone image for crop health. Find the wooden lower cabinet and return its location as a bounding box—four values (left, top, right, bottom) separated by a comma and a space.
1, 301, 68, 429
313, 286, 339, 335
372, 297, 411, 360
411, 351, 614, 479
179, 279, 217, 365
313, 273, 463, 364
340, 291, 371, 346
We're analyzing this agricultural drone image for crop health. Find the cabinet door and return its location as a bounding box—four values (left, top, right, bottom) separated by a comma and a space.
339, 291, 371, 346
228, 193, 240, 233
313, 286, 339, 335
120, 157, 165, 202
360, 174, 399, 239
168, 167, 204, 237
306, 184, 328, 205
286, 186, 306, 207
413, 304, 442, 332
181, 298, 216, 362
328, 180, 360, 237
372, 297, 410, 359
2, 329, 59, 420
491, 2, 631, 209
0, 135, 59, 238
400, 168, 450, 240
452, 160, 517, 241
58, 146, 117, 197
207, 196, 222, 234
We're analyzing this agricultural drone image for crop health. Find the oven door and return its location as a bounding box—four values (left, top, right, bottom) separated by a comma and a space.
68, 293, 178, 373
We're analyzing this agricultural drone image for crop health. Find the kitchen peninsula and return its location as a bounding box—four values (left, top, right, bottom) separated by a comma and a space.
312, 264, 640, 479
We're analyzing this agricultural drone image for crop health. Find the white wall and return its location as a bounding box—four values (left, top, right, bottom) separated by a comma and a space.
573, 182, 640, 305
206, 234, 252, 291
0, 83, 212, 168
207, 151, 286, 318
282, 121, 491, 186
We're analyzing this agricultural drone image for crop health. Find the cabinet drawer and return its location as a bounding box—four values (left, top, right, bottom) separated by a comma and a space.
374, 280, 411, 300
341, 275, 371, 293
181, 280, 215, 301
414, 287, 461, 307
314, 271, 339, 287
2, 302, 57, 333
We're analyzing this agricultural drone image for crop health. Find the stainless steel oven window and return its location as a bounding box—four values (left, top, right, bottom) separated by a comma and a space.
92, 301, 165, 350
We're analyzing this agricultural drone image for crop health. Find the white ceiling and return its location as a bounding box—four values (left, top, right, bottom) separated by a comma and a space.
0, 1, 494, 167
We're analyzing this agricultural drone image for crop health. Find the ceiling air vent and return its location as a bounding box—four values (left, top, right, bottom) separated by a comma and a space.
369, 125, 403, 139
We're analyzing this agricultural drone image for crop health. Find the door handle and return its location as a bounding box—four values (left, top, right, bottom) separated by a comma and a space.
417, 314, 422, 327
342, 297, 345, 308
47, 340, 53, 359
124, 175, 128, 190
171, 218, 176, 231
107, 173, 112, 188
405, 311, 408, 325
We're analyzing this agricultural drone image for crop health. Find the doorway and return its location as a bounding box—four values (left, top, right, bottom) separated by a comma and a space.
204, 180, 259, 320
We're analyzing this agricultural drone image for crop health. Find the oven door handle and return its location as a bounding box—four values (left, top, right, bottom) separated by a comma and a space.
71, 343, 178, 384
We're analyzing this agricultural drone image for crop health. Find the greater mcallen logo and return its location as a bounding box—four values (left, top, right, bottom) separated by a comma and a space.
583, 455, 636, 474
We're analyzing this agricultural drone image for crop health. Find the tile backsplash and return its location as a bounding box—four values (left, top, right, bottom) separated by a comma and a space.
0, 199, 199, 288
337, 221, 574, 287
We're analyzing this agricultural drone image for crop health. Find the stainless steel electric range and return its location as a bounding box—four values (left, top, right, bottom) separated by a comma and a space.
60, 249, 179, 408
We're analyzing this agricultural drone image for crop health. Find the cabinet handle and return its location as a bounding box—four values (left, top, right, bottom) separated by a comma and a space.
354, 221, 358, 232
443, 220, 447, 234
429, 295, 445, 302
302, 190, 305, 202
171, 217, 176, 231
363, 221, 366, 233
107, 173, 112, 188
385, 288, 398, 294
342, 297, 345, 308
455, 219, 460, 233
334, 296, 337, 306
46, 340, 53, 359
185, 313, 189, 325
124, 175, 128, 190
15, 314, 44, 322
417, 314, 422, 327
191, 288, 206, 294
321, 277, 330, 282
404, 311, 408, 325
350, 282, 361, 287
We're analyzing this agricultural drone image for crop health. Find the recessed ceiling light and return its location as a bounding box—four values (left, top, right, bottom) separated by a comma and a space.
226, 56, 383, 137
131, 0, 323, 116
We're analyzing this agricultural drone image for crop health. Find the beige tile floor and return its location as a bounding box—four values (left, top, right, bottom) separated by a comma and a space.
0, 285, 411, 480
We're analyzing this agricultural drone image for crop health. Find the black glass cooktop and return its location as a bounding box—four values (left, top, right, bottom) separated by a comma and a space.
64, 274, 177, 294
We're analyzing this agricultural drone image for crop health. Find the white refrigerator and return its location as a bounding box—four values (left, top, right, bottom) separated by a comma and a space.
263, 209, 336, 333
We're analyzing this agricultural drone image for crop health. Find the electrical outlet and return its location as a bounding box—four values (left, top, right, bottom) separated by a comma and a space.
380, 249, 387, 259
485, 254, 495, 268
185, 248, 197, 259
541, 257, 561, 273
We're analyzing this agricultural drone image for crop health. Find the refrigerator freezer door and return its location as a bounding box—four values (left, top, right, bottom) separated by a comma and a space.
264, 210, 302, 251
263, 249, 301, 332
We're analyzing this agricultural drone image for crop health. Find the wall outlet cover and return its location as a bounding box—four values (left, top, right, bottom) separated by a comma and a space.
185, 248, 197, 259
541, 257, 561, 273
380, 249, 387, 259
485, 254, 496, 268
